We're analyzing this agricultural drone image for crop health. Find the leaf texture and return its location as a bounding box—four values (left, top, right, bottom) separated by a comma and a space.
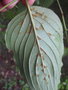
5, 6, 64, 90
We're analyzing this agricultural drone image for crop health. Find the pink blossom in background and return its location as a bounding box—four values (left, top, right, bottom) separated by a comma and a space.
0, 2, 7, 12
22, 0, 35, 6
2, 0, 20, 9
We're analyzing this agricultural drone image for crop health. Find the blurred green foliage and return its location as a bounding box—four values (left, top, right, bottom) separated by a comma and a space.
35, 0, 55, 7
59, 77, 68, 90
0, 76, 68, 90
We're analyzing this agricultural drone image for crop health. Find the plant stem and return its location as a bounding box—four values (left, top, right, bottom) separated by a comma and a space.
25, 0, 45, 76
56, 0, 68, 42
0, 0, 17, 12
25, 0, 41, 54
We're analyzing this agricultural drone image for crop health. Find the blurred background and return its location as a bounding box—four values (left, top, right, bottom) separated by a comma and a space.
0, 0, 68, 90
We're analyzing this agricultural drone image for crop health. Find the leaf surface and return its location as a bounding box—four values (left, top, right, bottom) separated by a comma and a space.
5, 6, 64, 90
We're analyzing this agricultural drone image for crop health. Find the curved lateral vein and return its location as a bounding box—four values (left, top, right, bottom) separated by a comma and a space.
29, 44, 40, 90
13, 14, 30, 76
10, 22, 22, 50
42, 52, 55, 90
5, 11, 26, 39
5, 14, 26, 49
40, 46, 60, 84
6, 12, 24, 33
39, 40, 59, 75
14, 14, 30, 53
36, 56, 48, 90
34, 18, 61, 56
31, 6, 62, 30
33, 16, 61, 38
23, 28, 35, 89
37, 35, 61, 70
18, 24, 32, 79
18, 24, 31, 67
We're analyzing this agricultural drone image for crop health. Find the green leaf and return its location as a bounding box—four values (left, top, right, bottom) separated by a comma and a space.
64, 47, 68, 56
5, 6, 64, 90
35, 0, 55, 7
